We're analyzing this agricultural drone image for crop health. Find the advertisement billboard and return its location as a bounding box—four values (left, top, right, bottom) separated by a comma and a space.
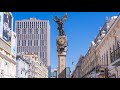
3, 12, 13, 44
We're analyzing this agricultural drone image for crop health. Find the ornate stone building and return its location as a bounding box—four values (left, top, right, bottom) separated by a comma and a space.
71, 55, 84, 78
72, 14, 120, 78
16, 53, 48, 78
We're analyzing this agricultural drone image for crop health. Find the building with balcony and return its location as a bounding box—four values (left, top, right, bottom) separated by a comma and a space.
16, 53, 48, 78
16, 53, 29, 78
24, 54, 48, 78
71, 55, 84, 78
73, 14, 120, 78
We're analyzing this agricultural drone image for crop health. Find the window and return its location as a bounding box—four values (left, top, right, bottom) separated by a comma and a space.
34, 28, 38, 34
28, 40, 31, 46
46, 22, 47, 27
42, 40, 44, 45
36, 40, 38, 46
22, 40, 26, 46
36, 29, 38, 34
24, 22, 25, 28
31, 40, 32, 46
44, 52, 46, 58
26, 22, 27, 26
22, 29, 26, 34
32, 22, 33, 28
113, 45, 115, 51
42, 34, 43, 39
28, 40, 32, 46
4, 62, 7, 65
117, 41, 119, 48
42, 22, 43, 28
45, 52, 47, 58
17, 48, 19, 52
22, 40, 24, 46
18, 29, 20, 34
43, 52, 44, 58
34, 40, 36, 46
106, 51, 108, 65
40, 34, 41, 40
25, 72, 27, 76
110, 48, 111, 53
28, 28, 32, 34
17, 22, 19, 28
45, 40, 47, 46
36, 22, 37, 28
34, 40, 38, 46
41, 29, 44, 34
102, 55, 103, 65
44, 22, 45, 28
104, 53, 105, 65
24, 40, 26, 46
18, 40, 20, 46
40, 52, 41, 58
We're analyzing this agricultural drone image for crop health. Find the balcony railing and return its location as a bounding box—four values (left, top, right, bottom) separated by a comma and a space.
110, 47, 120, 63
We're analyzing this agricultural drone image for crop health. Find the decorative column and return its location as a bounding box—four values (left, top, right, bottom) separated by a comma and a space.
54, 13, 68, 78
57, 36, 67, 78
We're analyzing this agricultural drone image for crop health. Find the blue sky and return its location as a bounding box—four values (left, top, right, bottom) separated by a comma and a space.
12, 12, 120, 73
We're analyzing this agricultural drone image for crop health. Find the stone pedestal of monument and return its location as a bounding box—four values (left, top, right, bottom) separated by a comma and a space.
57, 36, 67, 78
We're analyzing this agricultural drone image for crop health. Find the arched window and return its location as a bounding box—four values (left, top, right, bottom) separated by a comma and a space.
102, 55, 103, 65
113, 45, 115, 51
104, 53, 106, 65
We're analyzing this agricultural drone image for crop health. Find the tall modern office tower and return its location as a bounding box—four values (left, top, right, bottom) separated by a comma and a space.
15, 18, 50, 67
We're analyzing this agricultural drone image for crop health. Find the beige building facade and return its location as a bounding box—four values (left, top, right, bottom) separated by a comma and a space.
24, 54, 48, 78
72, 14, 120, 78
0, 37, 16, 78
71, 56, 84, 78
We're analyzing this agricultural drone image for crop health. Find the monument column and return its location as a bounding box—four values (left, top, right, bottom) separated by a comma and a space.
57, 36, 67, 78
54, 13, 68, 78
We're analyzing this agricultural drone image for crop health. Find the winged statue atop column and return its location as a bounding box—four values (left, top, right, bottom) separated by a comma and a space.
53, 13, 68, 36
